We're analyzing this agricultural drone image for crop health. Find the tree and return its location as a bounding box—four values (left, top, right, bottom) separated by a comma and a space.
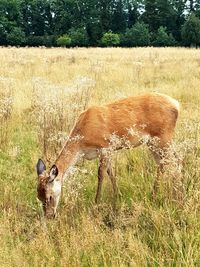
153, 26, 176, 46
84, 0, 104, 45
86, 19, 102, 46
122, 22, 150, 47
21, 0, 53, 36
181, 13, 200, 47
56, 34, 71, 47
142, 0, 159, 32
172, 0, 186, 41
0, 0, 24, 45
69, 28, 89, 47
142, 0, 181, 36
0, 17, 9, 45
0, 0, 195, 47
101, 31, 120, 46
6, 26, 25, 45
156, 0, 177, 32
98, 0, 113, 32
52, 0, 74, 35
111, 0, 126, 32
0, 0, 22, 24
127, 0, 140, 28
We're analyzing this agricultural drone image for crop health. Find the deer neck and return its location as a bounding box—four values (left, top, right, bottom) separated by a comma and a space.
54, 141, 81, 182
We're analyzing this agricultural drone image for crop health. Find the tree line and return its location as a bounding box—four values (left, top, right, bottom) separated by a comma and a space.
1, 0, 200, 47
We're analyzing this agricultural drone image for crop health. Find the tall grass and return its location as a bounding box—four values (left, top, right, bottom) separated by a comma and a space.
0, 47, 199, 266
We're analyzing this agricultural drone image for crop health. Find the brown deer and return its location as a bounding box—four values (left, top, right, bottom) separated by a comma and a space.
36, 92, 180, 218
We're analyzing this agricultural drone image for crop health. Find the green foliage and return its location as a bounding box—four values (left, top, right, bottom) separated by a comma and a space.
26, 35, 55, 47
142, 0, 159, 32
0, 0, 22, 23
0, 0, 24, 45
51, 0, 74, 35
0, 0, 199, 47
0, 17, 9, 45
86, 20, 102, 45
21, 0, 52, 36
156, 0, 177, 32
141, 0, 187, 44
153, 26, 177, 47
56, 35, 71, 47
101, 31, 120, 47
6, 27, 26, 45
181, 13, 200, 47
127, 1, 140, 28
111, 0, 126, 33
69, 28, 89, 47
122, 22, 150, 47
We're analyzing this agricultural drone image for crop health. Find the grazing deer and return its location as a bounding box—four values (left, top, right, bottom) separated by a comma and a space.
36, 92, 179, 218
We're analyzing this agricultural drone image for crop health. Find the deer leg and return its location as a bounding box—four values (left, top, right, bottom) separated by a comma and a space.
148, 135, 183, 200
152, 158, 165, 199
95, 156, 107, 204
107, 160, 118, 199
148, 138, 169, 199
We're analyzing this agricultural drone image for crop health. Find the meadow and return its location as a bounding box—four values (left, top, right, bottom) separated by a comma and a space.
0, 47, 199, 267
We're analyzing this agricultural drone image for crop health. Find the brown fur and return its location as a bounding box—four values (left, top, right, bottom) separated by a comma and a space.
37, 175, 47, 202
56, 93, 179, 202
37, 93, 180, 216
70, 93, 179, 149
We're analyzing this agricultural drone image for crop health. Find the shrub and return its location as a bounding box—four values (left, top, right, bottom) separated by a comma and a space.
69, 28, 89, 47
6, 27, 26, 46
43, 35, 56, 47
25, 35, 55, 47
153, 26, 177, 47
122, 22, 150, 47
56, 35, 71, 47
101, 31, 120, 47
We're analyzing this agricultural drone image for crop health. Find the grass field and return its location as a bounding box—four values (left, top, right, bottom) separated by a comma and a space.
0, 47, 199, 267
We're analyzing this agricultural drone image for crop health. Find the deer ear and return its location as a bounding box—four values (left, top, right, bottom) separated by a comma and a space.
48, 165, 58, 183
36, 159, 46, 176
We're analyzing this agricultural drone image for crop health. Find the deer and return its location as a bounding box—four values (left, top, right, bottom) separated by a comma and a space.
36, 92, 180, 218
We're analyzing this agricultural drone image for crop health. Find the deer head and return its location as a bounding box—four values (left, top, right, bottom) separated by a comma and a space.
36, 159, 61, 218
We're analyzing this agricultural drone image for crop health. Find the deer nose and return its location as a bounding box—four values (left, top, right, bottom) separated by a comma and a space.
45, 210, 56, 219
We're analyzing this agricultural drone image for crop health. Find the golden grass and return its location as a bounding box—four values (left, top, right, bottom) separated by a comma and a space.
0, 47, 199, 266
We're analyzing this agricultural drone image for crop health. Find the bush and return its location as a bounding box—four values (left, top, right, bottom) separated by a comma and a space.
43, 35, 56, 47
56, 35, 71, 47
153, 26, 177, 47
0, 19, 8, 45
122, 22, 150, 47
69, 28, 89, 47
6, 27, 26, 46
86, 21, 103, 46
101, 31, 120, 47
26, 35, 55, 47
181, 13, 200, 47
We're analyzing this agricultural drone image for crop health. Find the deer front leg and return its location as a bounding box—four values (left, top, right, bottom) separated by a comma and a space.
95, 156, 108, 204
107, 160, 119, 200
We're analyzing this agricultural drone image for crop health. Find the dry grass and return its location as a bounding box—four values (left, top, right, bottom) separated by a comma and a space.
0, 47, 199, 267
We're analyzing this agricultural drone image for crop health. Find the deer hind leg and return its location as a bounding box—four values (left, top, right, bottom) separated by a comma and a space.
148, 135, 183, 200
152, 151, 165, 199
147, 137, 171, 198
95, 156, 108, 204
